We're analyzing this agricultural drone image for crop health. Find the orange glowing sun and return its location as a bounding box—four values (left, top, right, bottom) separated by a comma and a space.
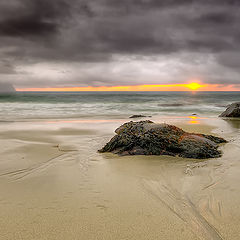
185, 82, 204, 90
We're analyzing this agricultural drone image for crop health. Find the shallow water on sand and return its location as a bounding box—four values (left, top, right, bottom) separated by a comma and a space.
0, 116, 240, 239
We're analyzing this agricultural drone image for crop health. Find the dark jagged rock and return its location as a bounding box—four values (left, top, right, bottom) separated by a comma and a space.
99, 121, 227, 159
219, 102, 240, 118
129, 115, 152, 118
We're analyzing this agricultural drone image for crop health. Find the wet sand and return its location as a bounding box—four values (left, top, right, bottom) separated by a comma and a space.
0, 117, 240, 240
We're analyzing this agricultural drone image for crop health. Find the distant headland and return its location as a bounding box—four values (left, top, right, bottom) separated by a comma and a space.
0, 82, 16, 93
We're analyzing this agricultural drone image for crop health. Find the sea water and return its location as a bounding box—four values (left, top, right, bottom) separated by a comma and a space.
0, 91, 239, 121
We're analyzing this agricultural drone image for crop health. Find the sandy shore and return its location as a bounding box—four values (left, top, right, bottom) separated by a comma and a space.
0, 116, 240, 240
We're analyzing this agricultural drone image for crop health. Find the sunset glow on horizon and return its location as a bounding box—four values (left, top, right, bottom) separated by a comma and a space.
16, 82, 240, 92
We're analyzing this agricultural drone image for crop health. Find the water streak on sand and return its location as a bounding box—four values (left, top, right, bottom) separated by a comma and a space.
0, 153, 66, 181
141, 179, 224, 240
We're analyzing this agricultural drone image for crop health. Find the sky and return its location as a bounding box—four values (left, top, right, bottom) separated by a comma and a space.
0, 0, 240, 91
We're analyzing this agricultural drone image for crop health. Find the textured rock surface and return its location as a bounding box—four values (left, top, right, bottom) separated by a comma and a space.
219, 102, 240, 117
99, 121, 227, 159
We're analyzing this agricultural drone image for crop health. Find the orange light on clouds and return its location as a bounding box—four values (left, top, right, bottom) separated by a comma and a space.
16, 82, 240, 92
17, 82, 205, 91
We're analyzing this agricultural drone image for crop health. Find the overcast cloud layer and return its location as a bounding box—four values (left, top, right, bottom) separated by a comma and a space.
0, 0, 240, 88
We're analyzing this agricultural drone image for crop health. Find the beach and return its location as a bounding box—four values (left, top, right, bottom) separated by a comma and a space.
1, 0, 240, 238
0, 113, 240, 240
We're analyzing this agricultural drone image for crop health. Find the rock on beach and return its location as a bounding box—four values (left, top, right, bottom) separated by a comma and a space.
99, 121, 226, 159
219, 102, 240, 118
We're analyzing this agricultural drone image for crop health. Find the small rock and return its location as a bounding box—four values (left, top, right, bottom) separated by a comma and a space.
158, 103, 184, 107
129, 115, 152, 118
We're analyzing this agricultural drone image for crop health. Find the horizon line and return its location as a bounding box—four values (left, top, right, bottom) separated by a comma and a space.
15, 90, 240, 92
15, 82, 240, 92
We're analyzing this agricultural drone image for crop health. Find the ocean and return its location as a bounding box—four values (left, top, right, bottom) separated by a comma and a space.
0, 91, 239, 121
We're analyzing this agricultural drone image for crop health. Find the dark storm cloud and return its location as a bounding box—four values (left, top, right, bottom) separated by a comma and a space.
0, 0, 240, 87
0, 16, 57, 37
0, 0, 70, 37
1, 0, 239, 56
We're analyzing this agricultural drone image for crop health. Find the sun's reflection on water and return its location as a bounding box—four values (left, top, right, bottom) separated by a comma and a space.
188, 116, 200, 124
